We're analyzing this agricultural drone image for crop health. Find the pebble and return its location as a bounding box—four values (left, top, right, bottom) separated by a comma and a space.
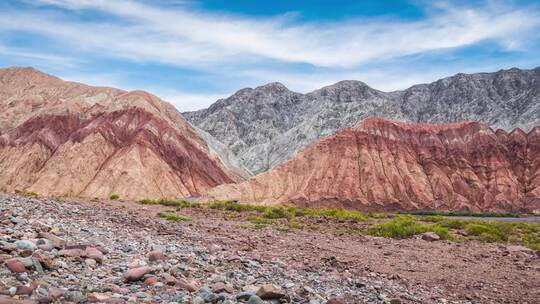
5, 259, 26, 273
123, 266, 151, 282
256, 284, 286, 299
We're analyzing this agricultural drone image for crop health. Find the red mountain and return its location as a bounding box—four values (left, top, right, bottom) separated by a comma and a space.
0, 67, 237, 200
207, 118, 540, 212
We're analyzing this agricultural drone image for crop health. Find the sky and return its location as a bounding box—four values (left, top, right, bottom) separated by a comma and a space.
1, 0, 540, 111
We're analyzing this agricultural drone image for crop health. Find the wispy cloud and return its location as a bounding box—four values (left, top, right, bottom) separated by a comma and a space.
1, 0, 539, 111
6, 0, 540, 68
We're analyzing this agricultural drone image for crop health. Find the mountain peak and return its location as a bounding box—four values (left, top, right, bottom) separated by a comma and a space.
255, 82, 290, 92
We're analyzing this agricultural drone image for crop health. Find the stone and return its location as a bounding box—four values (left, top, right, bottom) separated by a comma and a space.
88, 292, 110, 303
15, 285, 33, 296
59, 248, 85, 259
123, 266, 151, 282
144, 276, 158, 286
0, 295, 38, 304
390, 299, 402, 304
148, 250, 166, 262
211, 282, 234, 293
15, 240, 36, 251
37, 233, 65, 248
36, 239, 56, 251
85, 247, 104, 262
421, 232, 440, 242
246, 295, 264, 304
326, 299, 345, 304
85, 258, 97, 266
256, 284, 285, 299
33, 252, 54, 270
5, 258, 26, 273
162, 273, 177, 286
236, 291, 256, 301
176, 279, 196, 292
0, 241, 17, 252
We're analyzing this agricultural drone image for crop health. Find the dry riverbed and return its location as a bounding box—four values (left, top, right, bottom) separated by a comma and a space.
1, 194, 539, 303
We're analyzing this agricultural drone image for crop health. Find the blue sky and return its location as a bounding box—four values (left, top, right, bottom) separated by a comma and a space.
1, 0, 540, 111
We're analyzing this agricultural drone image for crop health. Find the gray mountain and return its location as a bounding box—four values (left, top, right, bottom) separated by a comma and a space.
184, 67, 540, 175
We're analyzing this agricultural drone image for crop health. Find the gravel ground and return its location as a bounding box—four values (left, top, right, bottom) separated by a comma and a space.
1, 194, 539, 304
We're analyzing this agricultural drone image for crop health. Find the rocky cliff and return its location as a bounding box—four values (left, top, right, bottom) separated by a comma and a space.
0, 67, 237, 200
185, 67, 540, 175
206, 118, 540, 212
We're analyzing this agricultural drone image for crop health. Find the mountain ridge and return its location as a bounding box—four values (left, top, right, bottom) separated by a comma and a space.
184, 66, 540, 174
0, 67, 240, 199
206, 117, 540, 213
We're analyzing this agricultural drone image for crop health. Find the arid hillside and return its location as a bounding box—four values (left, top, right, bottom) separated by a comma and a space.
0, 67, 237, 200
207, 118, 540, 212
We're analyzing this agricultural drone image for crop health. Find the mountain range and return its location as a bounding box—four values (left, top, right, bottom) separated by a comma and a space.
184, 67, 540, 175
0, 66, 539, 212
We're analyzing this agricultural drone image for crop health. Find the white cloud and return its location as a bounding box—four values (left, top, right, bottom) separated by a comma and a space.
6, 0, 540, 68
155, 91, 226, 112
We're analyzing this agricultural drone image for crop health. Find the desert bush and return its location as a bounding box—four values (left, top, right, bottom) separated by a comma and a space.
407, 210, 519, 218
157, 211, 191, 222
366, 216, 451, 240
299, 207, 368, 222
263, 207, 292, 219
109, 194, 119, 200
139, 198, 201, 209
14, 189, 22, 194
26, 191, 38, 198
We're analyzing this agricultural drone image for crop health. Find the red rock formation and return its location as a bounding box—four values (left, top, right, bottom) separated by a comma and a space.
207, 118, 540, 212
0, 67, 236, 200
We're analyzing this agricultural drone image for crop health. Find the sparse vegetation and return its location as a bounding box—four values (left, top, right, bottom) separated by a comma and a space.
139, 198, 201, 209
366, 215, 540, 250
128, 199, 540, 249
405, 210, 520, 218
14, 189, 22, 194
157, 211, 191, 222
366, 216, 452, 240
109, 194, 119, 200
26, 191, 38, 198
91, 197, 99, 202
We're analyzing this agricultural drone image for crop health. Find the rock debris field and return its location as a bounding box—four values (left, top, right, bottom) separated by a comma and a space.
1, 194, 539, 303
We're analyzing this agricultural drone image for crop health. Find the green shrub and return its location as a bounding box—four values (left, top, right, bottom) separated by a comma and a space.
437, 218, 467, 229
300, 208, 368, 222
91, 197, 99, 202
26, 191, 38, 198
407, 210, 519, 218
14, 189, 22, 194
263, 207, 292, 219
366, 216, 451, 240
208, 200, 268, 212
274, 226, 290, 232
157, 211, 191, 222
109, 194, 119, 200
464, 222, 513, 242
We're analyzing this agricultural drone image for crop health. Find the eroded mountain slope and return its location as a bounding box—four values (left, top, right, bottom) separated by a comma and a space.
185, 67, 540, 174
207, 118, 540, 212
0, 67, 236, 199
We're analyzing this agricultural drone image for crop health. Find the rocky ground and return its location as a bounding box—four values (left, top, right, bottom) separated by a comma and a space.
1, 194, 539, 304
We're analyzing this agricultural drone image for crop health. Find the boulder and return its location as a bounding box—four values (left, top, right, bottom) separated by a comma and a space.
421, 232, 440, 242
